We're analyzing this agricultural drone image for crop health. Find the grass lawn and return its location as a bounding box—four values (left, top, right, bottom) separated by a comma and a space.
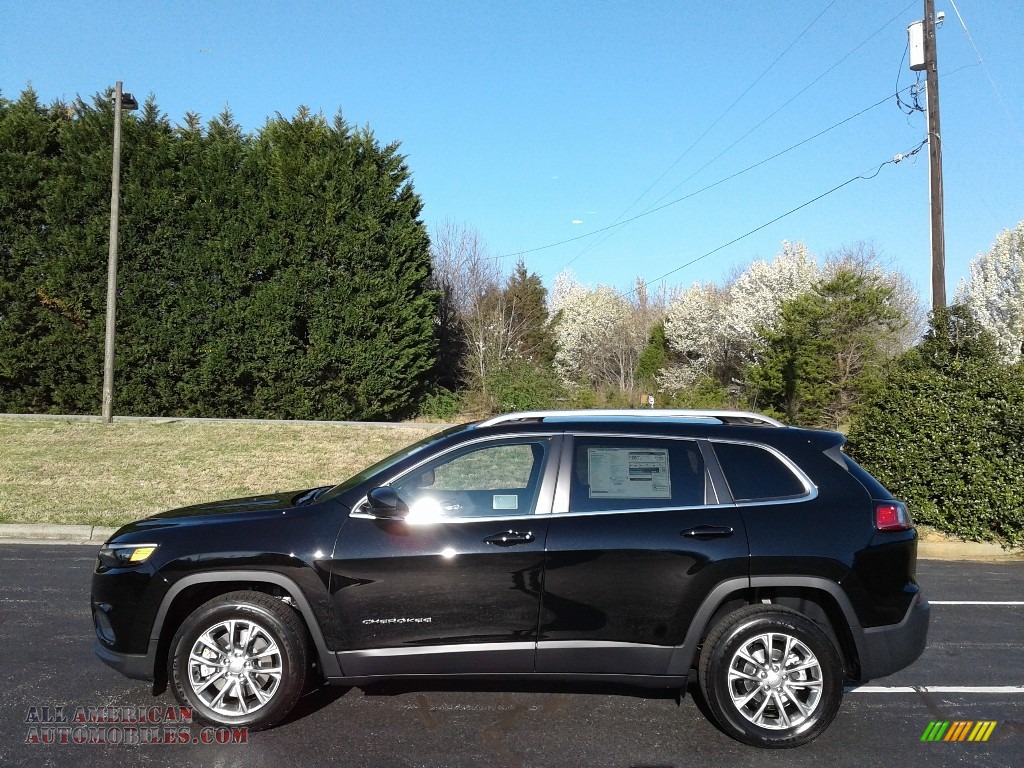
0, 417, 444, 527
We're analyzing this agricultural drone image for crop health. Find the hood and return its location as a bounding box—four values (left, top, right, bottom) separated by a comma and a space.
147, 490, 309, 520
109, 487, 331, 539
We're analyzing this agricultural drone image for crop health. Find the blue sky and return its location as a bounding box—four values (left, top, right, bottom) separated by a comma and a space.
3, 0, 1022, 304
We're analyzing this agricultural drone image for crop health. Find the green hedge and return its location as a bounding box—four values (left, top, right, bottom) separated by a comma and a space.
846, 307, 1024, 547
0, 89, 438, 421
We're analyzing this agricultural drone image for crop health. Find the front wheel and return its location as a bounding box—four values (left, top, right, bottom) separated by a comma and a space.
169, 590, 308, 730
698, 605, 844, 748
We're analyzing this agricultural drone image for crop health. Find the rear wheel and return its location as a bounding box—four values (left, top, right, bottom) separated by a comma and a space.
169, 590, 308, 730
698, 605, 843, 748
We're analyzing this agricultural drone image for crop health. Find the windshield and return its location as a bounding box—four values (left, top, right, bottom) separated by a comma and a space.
318, 424, 468, 502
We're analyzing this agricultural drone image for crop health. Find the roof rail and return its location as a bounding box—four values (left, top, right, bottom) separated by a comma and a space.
476, 409, 786, 428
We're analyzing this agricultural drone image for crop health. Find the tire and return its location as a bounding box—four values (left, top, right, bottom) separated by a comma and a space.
698, 605, 843, 748
169, 590, 309, 730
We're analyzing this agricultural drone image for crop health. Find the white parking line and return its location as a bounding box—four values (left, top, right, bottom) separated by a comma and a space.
844, 599, 1024, 695
843, 692, 1024, 696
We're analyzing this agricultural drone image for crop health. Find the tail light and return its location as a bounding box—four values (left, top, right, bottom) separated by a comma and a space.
875, 501, 913, 531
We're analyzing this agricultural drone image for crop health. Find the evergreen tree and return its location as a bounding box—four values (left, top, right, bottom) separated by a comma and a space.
502, 260, 556, 365
745, 269, 900, 427
635, 320, 668, 387
25, 92, 114, 412
0, 88, 437, 420
0, 88, 65, 410
115, 96, 189, 415
238, 109, 437, 420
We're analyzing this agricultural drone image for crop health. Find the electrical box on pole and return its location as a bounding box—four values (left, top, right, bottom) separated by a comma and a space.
907, 21, 925, 70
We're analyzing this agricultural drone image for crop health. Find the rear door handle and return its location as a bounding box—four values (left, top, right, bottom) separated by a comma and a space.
484, 531, 535, 547
681, 525, 734, 539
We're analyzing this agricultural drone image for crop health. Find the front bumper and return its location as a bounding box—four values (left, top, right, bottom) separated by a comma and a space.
93, 640, 154, 681
854, 591, 930, 681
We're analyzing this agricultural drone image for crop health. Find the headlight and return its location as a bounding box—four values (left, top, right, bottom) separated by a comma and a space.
97, 543, 158, 568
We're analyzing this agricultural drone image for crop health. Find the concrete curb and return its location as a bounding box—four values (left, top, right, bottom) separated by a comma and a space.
0, 523, 1020, 560
917, 539, 1024, 562
0, 524, 118, 545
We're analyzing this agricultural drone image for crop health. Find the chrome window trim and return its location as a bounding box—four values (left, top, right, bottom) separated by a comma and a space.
553, 432, 712, 515
339, 641, 537, 659
339, 639, 673, 660
350, 433, 562, 521
549, 432, 817, 515
708, 437, 818, 503
349, 509, 546, 524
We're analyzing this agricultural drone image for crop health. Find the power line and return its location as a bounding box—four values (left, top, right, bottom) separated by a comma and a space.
553, 0, 916, 274
586, 0, 840, 242
628, 138, 928, 295
557, 0, 840, 274
643, 0, 919, 213
507, 85, 914, 263
948, 0, 1024, 146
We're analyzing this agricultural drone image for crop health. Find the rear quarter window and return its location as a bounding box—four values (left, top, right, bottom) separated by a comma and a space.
713, 441, 807, 502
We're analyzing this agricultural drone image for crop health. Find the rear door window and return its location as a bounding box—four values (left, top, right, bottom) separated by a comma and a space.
568, 437, 706, 512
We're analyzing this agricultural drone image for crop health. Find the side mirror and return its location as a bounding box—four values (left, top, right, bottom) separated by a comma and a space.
366, 486, 408, 520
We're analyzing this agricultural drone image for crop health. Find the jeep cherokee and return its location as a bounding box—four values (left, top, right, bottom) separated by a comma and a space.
91, 409, 929, 748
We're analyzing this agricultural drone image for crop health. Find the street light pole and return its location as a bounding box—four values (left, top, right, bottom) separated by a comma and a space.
101, 81, 137, 423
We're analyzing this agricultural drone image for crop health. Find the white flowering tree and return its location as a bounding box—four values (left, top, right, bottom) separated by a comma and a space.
725, 240, 820, 357
955, 222, 1024, 364
658, 240, 921, 399
550, 271, 655, 393
658, 282, 730, 391
659, 242, 819, 392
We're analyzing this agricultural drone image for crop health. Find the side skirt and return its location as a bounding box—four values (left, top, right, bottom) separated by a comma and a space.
335, 640, 685, 688
327, 671, 688, 689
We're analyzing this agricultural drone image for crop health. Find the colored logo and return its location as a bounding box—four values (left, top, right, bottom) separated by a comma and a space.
921, 721, 997, 742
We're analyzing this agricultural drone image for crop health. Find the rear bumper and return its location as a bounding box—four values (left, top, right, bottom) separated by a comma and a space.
854, 592, 930, 681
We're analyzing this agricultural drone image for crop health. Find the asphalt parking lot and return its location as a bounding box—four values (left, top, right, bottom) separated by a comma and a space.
0, 544, 1020, 767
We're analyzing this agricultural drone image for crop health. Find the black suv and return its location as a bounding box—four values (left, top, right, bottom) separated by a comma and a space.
92, 409, 928, 748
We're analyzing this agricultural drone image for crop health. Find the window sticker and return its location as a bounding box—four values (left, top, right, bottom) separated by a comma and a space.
587, 447, 671, 499
492, 494, 519, 510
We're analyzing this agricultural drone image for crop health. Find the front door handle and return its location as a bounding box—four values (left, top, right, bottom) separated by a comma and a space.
681, 525, 734, 539
484, 531, 535, 547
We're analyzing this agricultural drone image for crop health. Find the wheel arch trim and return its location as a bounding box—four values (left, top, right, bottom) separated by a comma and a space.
666, 576, 865, 677
148, 570, 341, 679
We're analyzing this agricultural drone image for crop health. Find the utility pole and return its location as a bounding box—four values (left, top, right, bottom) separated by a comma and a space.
920, 0, 946, 309
909, 3, 946, 309
102, 81, 137, 423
